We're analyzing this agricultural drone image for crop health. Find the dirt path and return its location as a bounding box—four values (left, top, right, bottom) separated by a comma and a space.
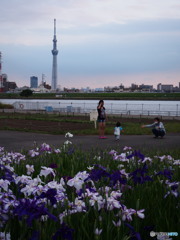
0, 130, 179, 153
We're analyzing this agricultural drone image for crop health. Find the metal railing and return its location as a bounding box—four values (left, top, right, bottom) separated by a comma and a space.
11, 101, 180, 117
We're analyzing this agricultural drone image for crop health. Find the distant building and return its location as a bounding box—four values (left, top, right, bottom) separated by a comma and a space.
80, 87, 91, 93
2, 73, 8, 83
119, 84, 124, 90
63, 87, 79, 93
4, 81, 17, 92
43, 82, 51, 90
131, 83, 139, 91
163, 84, 173, 92
95, 88, 104, 92
157, 83, 162, 91
1, 74, 8, 91
0, 74, 7, 92
113, 87, 124, 92
139, 84, 153, 92
104, 86, 113, 92
173, 86, 180, 92
31, 80, 51, 93
157, 83, 173, 93
0, 74, 17, 92
30, 76, 38, 88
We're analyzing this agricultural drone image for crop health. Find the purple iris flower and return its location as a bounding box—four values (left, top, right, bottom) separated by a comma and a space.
48, 163, 58, 169
38, 188, 57, 205
110, 171, 127, 186
125, 223, 142, 240
13, 199, 57, 226
52, 223, 74, 240
85, 184, 97, 193
67, 147, 75, 155
156, 169, 173, 180
127, 150, 145, 161
39, 143, 52, 152
0, 164, 15, 182
63, 176, 72, 182
0, 192, 17, 227
88, 168, 110, 182
129, 164, 153, 185
93, 164, 107, 171
171, 183, 178, 191
77, 189, 84, 197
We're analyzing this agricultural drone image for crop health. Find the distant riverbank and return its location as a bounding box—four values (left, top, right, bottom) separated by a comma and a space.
0, 92, 180, 100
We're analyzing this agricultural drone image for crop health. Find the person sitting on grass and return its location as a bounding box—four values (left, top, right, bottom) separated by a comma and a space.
141, 117, 166, 138
114, 122, 123, 141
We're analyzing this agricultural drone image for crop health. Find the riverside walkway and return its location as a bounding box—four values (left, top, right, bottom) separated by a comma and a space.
0, 131, 180, 152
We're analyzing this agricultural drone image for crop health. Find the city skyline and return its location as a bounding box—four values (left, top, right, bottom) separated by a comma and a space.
0, 0, 180, 89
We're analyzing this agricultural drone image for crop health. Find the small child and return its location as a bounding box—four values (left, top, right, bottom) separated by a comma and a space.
114, 122, 123, 141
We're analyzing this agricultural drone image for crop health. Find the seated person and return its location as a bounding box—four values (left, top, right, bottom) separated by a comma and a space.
141, 117, 166, 138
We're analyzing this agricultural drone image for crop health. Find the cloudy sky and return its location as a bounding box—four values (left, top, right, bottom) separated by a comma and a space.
0, 0, 180, 89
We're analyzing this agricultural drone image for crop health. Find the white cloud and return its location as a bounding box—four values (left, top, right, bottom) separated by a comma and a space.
1, 0, 180, 34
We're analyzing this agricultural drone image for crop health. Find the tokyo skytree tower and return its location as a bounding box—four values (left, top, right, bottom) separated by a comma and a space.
51, 19, 58, 90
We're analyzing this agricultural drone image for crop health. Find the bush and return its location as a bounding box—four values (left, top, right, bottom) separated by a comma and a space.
0, 102, 14, 109
20, 89, 33, 97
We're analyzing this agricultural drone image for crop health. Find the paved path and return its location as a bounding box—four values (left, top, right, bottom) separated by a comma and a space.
0, 131, 180, 152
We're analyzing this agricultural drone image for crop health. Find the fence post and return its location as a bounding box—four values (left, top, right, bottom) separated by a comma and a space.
84, 102, 85, 113
176, 104, 178, 116
126, 103, 128, 112
36, 102, 39, 111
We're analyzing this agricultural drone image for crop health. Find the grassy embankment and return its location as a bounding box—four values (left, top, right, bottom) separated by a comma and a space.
0, 92, 180, 100
1, 93, 179, 134
0, 113, 179, 135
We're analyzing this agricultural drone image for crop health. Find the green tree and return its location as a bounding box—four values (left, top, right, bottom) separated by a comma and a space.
20, 89, 33, 97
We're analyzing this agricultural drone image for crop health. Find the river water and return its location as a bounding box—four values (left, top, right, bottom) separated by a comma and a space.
1, 99, 180, 116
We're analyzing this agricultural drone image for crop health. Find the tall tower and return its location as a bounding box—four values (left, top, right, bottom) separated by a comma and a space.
0, 52, 3, 92
51, 19, 58, 90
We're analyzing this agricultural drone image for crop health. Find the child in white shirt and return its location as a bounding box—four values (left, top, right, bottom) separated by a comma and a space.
114, 122, 123, 141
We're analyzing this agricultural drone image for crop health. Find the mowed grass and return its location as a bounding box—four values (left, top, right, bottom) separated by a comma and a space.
1, 92, 180, 100
0, 112, 180, 135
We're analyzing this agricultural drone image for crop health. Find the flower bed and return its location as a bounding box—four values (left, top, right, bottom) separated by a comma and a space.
0, 134, 179, 240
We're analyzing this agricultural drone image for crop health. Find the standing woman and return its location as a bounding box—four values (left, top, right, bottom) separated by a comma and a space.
97, 100, 107, 139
